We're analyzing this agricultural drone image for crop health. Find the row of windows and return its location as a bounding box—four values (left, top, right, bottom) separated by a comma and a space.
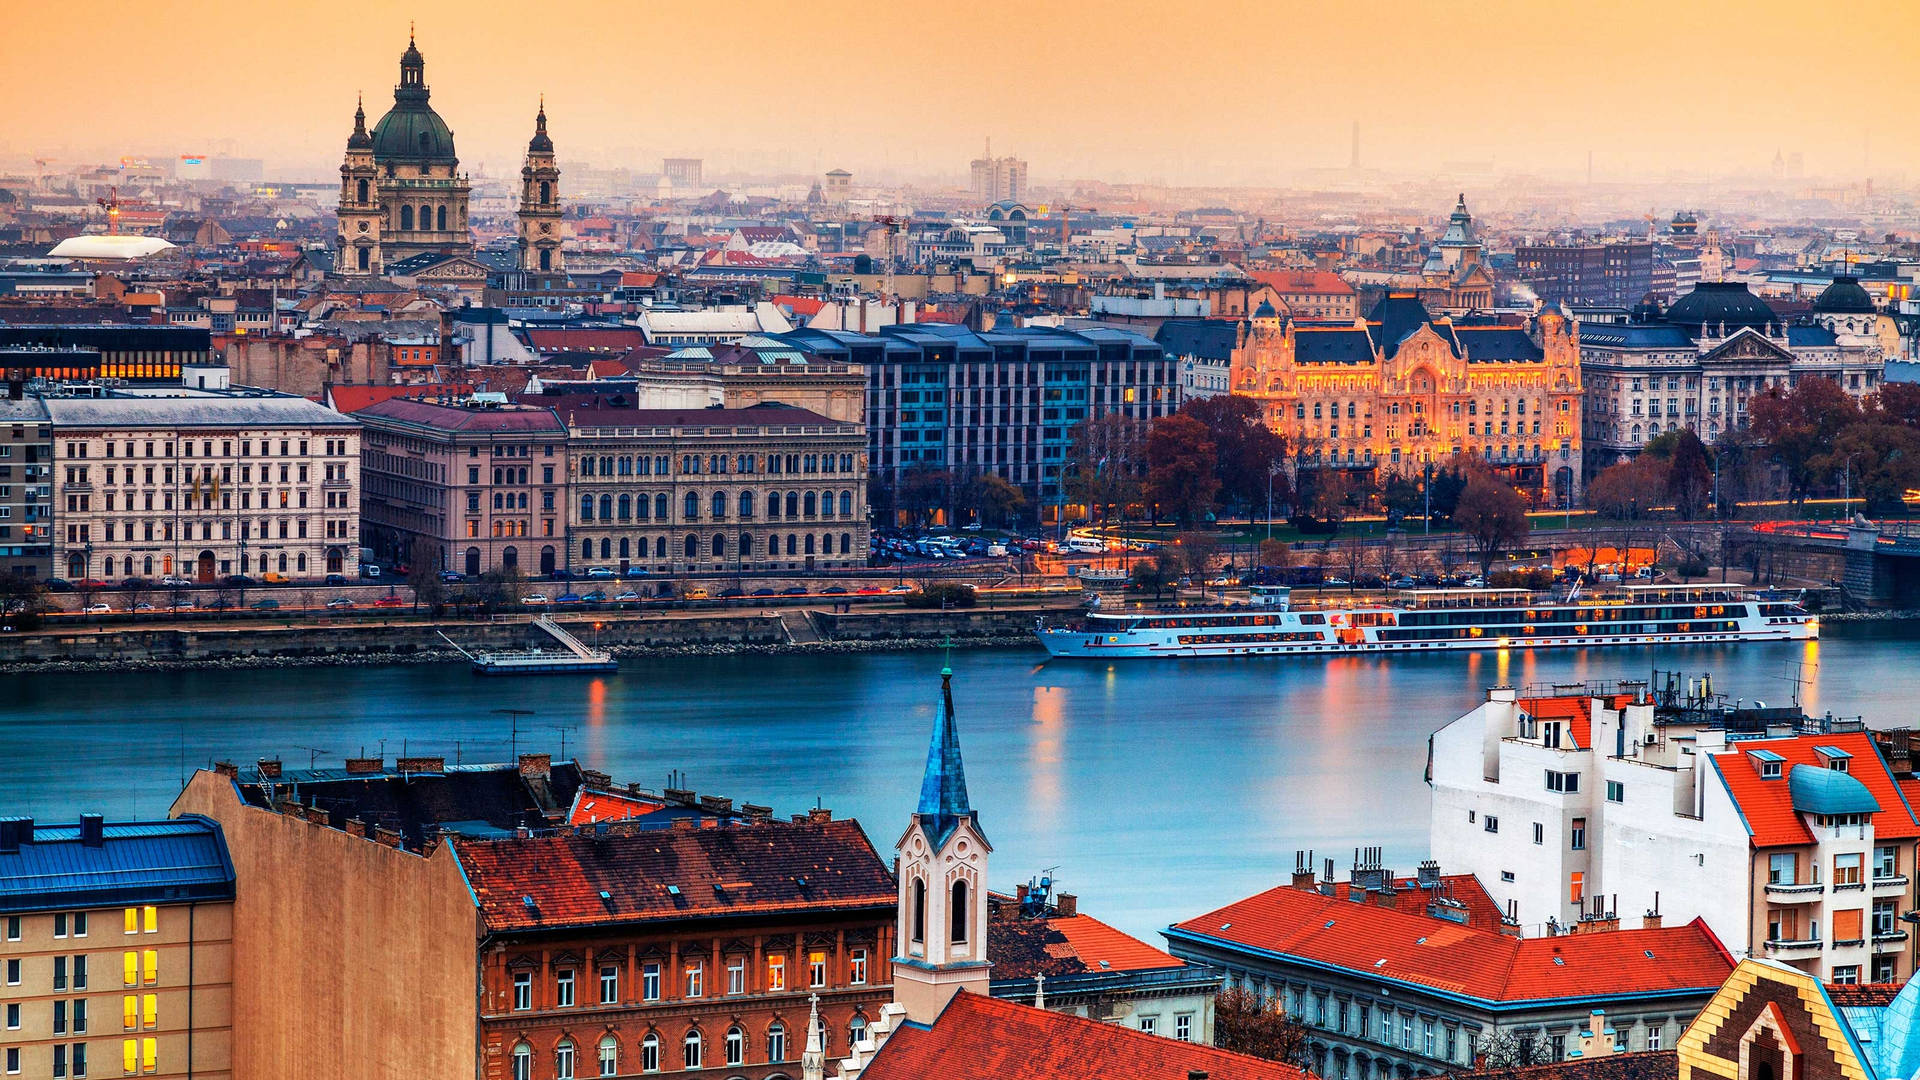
578, 453, 855, 478
509, 1017, 871, 1080
580, 532, 857, 562
579, 491, 856, 522
512, 949, 869, 1012
0, 908, 156, 942
66, 438, 332, 461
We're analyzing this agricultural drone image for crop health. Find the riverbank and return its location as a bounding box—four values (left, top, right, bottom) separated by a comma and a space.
0, 605, 1063, 674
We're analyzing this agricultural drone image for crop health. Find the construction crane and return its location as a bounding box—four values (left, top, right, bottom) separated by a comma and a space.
870, 215, 907, 302
1038, 204, 1095, 249
96, 186, 123, 234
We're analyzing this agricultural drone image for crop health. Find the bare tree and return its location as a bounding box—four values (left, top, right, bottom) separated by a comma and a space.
1214, 987, 1312, 1067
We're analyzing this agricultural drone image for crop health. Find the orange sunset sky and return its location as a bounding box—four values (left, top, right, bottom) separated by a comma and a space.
6, 0, 1915, 185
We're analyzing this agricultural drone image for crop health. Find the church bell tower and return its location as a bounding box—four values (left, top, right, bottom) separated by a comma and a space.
890, 659, 992, 1024
517, 99, 564, 274
336, 95, 383, 275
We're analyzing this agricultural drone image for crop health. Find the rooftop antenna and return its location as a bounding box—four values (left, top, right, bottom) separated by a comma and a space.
293, 745, 329, 769
493, 708, 534, 759
553, 722, 579, 761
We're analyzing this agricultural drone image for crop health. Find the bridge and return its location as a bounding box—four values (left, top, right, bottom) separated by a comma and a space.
1754, 519, 1920, 607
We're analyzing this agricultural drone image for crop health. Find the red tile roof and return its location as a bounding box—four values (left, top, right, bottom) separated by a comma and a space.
1170, 885, 1732, 1003
862, 990, 1311, 1080
1710, 731, 1920, 848
352, 397, 567, 434
1251, 269, 1356, 296
987, 911, 1186, 980
452, 819, 893, 932
1515, 694, 1634, 752
326, 383, 472, 414
559, 404, 845, 429
567, 789, 668, 825
772, 294, 829, 318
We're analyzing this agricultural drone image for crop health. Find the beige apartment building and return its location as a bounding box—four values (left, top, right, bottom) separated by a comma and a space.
0, 814, 235, 1080
42, 393, 360, 583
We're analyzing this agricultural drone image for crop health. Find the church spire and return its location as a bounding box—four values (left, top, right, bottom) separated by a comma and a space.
528, 97, 553, 153
347, 93, 372, 150
915, 656, 972, 846
801, 993, 825, 1080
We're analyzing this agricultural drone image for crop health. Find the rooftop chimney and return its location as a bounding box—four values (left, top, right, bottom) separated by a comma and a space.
255, 758, 283, 779
1291, 849, 1316, 890
213, 761, 239, 778
344, 756, 383, 775
1056, 893, 1077, 917
79, 814, 104, 848
396, 756, 445, 774
518, 753, 552, 781
807, 807, 832, 824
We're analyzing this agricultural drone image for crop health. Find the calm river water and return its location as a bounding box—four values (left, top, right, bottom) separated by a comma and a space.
1, 624, 1911, 940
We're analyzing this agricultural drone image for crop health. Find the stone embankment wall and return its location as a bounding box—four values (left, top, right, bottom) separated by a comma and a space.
0, 605, 1067, 672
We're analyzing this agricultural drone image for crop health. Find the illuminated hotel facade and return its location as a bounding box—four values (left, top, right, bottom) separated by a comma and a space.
1229, 293, 1583, 504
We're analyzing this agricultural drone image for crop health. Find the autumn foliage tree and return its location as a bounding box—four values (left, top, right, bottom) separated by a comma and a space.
1177, 395, 1289, 517
1748, 377, 1861, 506
1214, 987, 1312, 1066
1145, 414, 1220, 527
1454, 476, 1531, 577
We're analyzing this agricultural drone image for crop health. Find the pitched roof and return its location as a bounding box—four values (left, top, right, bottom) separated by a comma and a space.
453, 818, 894, 933
0, 816, 235, 913
1169, 884, 1731, 1006
327, 382, 473, 414
568, 789, 669, 825
1446, 1050, 1678, 1080
1251, 269, 1356, 296
232, 759, 586, 841
987, 912, 1186, 980
1710, 732, 1920, 848
861, 989, 1310, 1080
1516, 694, 1636, 752
353, 396, 567, 434
1154, 318, 1239, 361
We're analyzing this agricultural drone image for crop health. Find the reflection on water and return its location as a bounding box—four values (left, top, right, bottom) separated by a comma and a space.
1, 622, 1917, 940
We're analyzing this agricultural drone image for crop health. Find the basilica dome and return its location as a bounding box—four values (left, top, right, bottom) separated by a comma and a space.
369, 34, 458, 165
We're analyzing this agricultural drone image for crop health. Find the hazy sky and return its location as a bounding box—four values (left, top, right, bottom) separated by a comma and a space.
7, 0, 1913, 186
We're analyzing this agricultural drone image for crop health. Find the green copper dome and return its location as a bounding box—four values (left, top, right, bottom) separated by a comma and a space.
369, 33, 457, 165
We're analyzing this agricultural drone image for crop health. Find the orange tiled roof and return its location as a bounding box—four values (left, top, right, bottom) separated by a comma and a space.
451, 818, 893, 932
861, 990, 1311, 1080
327, 383, 472, 414
1051, 914, 1184, 971
1711, 731, 1920, 847
988, 911, 1187, 981
567, 789, 667, 825
1170, 885, 1732, 1003
772, 294, 828, 317
1516, 694, 1635, 752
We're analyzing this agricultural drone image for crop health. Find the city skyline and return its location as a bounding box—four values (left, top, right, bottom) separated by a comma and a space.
7, 0, 1916, 186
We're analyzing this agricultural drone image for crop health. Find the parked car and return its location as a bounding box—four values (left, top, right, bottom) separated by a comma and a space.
224, 575, 256, 588
77, 579, 111, 590
548, 569, 575, 582
856, 586, 883, 595
82, 603, 112, 614
326, 598, 355, 609
438, 571, 464, 584
719, 588, 746, 598
555, 593, 584, 605
888, 584, 914, 593
613, 591, 641, 603
750, 588, 776, 597
521, 594, 550, 605
822, 586, 849, 595
373, 595, 405, 608
622, 567, 651, 578
581, 590, 608, 603
685, 587, 710, 599
324, 574, 349, 586
262, 572, 291, 585
43, 579, 73, 592
160, 575, 193, 587
249, 599, 281, 611
584, 567, 616, 579
204, 598, 233, 611
133, 602, 156, 612
169, 599, 195, 611
780, 586, 808, 596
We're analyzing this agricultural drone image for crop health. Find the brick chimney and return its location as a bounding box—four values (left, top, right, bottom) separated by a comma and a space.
1642, 913, 1663, 930
255, 758, 283, 779
344, 756, 383, 775
213, 761, 239, 779
1056, 893, 1078, 917
807, 807, 832, 824
518, 753, 551, 781
396, 756, 444, 774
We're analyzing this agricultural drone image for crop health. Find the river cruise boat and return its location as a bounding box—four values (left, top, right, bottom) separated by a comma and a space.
1035, 583, 1817, 659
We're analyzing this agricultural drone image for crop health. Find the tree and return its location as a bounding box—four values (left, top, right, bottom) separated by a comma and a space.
1477, 1030, 1555, 1070
1305, 469, 1358, 535
1586, 457, 1667, 520
897, 466, 953, 529
1178, 395, 1288, 517
1144, 414, 1220, 527
1380, 474, 1424, 527
1257, 538, 1292, 569
121, 577, 151, 619
1066, 414, 1148, 521
407, 537, 447, 614
1214, 987, 1311, 1066
1663, 429, 1715, 520
1130, 553, 1180, 600
1748, 377, 1862, 506
1455, 476, 1531, 577
963, 474, 1027, 528
1823, 422, 1920, 517
1876, 382, 1920, 429
1175, 531, 1221, 579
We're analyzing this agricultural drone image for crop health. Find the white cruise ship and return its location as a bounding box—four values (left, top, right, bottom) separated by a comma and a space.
1035, 584, 1817, 659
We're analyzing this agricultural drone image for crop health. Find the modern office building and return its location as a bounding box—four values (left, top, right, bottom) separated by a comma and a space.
0, 814, 236, 1080
1516, 242, 1657, 308
0, 395, 52, 579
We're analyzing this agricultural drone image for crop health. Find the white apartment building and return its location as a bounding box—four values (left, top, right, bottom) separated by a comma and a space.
43, 392, 361, 584
1429, 683, 1918, 983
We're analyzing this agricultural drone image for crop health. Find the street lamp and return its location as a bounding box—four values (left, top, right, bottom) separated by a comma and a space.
1843, 453, 1863, 522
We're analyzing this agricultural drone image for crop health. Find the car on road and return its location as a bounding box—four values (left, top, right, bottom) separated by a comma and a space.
373, 595, 405, 608
224, 575, 256, 588
779, 586, 808, 596
888, 584, 914, 593
204, 598, 233, 611
961, 523, 982, 531
685, 588, 711, 600
1324, 577, 1351, 588
161, 575, 193, 587
82, 603, 112, 614
822, 586, 849, 595
133, 602, 156, 612
262, 573, 291, 585
584, 567, 616, 579
43, 578, 73, 592
249, 599, 280, 611
614, 591, 641, 603
324, 574, 349, 586
326, 598, 355, 609
720, 588, 745, 598
751, 588, 776, 597
438, 571, 465, 583
169, 599, 195, 611
581, 590, 608, 603
555, 593, 584, 605
622, 567, 651, 578
521, 594, 550, 605
856, 586, 882, 595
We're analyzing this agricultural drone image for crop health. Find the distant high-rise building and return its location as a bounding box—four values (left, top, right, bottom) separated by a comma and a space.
969, 139, 1028, 203
663, 157, 703, 188
1515, 240, 1656, 308
824, 168, 852, 205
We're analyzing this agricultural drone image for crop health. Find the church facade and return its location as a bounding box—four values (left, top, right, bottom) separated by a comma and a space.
336, 34, 563, 278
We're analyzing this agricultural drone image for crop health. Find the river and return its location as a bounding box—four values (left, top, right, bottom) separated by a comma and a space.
1, 623, 1910, 942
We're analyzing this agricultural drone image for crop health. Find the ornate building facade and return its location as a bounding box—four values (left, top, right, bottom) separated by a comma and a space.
517, 102, 564, 273
1230, 293, 1584, 503
335, 34, 475, 276
1579, 280, 1886, 468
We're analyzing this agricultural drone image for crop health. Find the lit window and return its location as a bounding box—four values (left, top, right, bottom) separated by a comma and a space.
141, 950, 157, 985
684, 961, 703, 998
122, 952, 138, 988
123, 909, 138, 935
767, 956, 785, 992
849, 948, 867, 986
809, 951, 827, 989
141, 1037, 156, 1074
141, 907, 157, 934
123, 997, 137, 1030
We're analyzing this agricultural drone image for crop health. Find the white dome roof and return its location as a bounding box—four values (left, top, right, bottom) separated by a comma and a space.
48, 235, 176, 260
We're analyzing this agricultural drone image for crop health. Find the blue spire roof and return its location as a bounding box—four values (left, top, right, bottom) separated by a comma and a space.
916, 664, 975, 848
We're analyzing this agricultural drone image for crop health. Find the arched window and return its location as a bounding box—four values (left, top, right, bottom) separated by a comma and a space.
786, 534, 797, 556
278, 553, 289, 572
619, 537, 630, 559
804, 491, 818, 517
556, 1038, 576, 1080
356, 178, 368, 203
358, 246, 370, 270
684, 492, 699, 520
767, 533, 780, 558
804, 534, 816, 555
511, 1043, 532, 1080
911, 878, 927, 944
739, 533, 753, 558
655, 493, 669, 521
951, 879, 970, 943
655, 537, 667, 558
600, 494, 613, 521
297, 553, 308, 572
597, 1035, 617, 1077
786, 491, 799, 517
768, 1022, 787, 1063
540, 180, 552, 205
725, 1026, 745, 1066
400, 205, 414, 230
840, 490, 853, 516
682, 1029, 703, 1070
767, 490, 782, 519
841, 533, 852, 555
539, 248, 552, 271
712, 533, 725, 558
684, 534, 698, 560
581, 539, 593, 562
711, 491, 726, 518
739, 491, 754, 517
437, 205, 447, 231
849, 1015, 868, 1048
640, 1032, 660, 1073
580, 494, 594, 521
143, 556, 154, 577
418, 204, 432, 230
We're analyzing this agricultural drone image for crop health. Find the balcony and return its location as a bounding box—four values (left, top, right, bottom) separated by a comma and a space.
1873, 930, 1909, 948
1763, 936, 1823, 956
1764, 881, 1823, 901
1872, 874, 1908, 893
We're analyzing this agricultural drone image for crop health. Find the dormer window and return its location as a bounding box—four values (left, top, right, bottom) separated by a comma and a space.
1817, 746, 1853, 773
1750, 749, 1785, 779
1762, 761, 1783, 780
